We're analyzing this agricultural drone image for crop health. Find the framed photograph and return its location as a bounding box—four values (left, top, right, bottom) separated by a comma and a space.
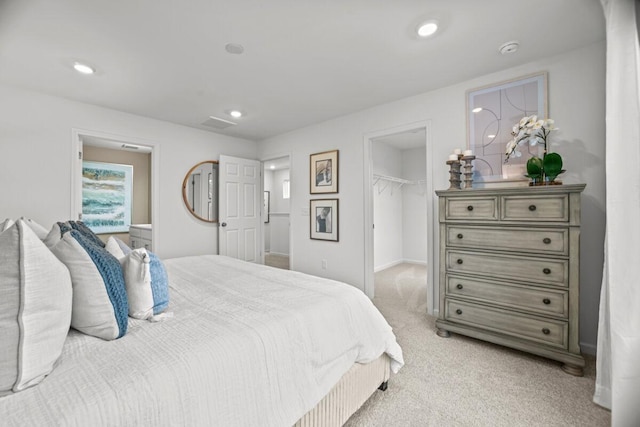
466, 72, 547, 183
310, 199, 338, 242
82, 161, 133, 234
310, 150, 338, 194
263, 191, 270, 223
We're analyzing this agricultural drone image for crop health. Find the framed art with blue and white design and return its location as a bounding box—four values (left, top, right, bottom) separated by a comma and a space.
82, 161, 133, 234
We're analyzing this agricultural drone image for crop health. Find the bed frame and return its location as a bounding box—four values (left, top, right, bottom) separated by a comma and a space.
295, 354, 391, 426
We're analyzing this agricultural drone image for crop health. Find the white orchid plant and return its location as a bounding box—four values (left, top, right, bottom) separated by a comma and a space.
504, 115, 557, 161
505, 115, 565, 183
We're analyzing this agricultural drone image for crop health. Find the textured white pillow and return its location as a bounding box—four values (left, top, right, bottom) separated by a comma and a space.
50, 230, 129, 340
121, 248, 169, 319
19, 217, 49, 240
0, 218, 14, 232
0, 220, 72, 396
43, 221, 71, 248
105, 236, 128, 260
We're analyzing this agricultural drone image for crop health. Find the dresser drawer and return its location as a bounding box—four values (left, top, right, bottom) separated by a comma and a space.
446, 250, 568, 287
445, 299, 568, 349
446, 225, 568, 255
446, 275, 568, 318
445, 197, 498, 221
501, 194, 569, 222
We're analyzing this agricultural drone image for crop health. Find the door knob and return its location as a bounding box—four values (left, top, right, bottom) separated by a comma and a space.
221, 222, 227, 227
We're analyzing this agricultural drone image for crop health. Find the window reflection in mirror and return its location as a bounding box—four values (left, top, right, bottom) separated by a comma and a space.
182, 161, 218, 222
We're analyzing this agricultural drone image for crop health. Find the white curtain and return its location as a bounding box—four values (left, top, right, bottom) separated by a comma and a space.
594, 0, 640, 425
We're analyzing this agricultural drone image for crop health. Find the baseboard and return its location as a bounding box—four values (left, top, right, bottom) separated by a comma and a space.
402, 258, 427, 266
580, 342, 596, 356
374, 260, 403, 273
266, 251, 289, 257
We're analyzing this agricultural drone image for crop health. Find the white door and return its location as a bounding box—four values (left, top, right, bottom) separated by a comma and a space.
219, 155, 261, 262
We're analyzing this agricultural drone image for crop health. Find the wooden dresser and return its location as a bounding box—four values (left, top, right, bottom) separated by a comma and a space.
435, 184, 585, 375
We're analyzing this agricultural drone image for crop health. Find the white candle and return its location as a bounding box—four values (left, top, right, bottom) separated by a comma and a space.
453, 148, 462, 155
448, 154, 458, 161
463, 149, 473, 156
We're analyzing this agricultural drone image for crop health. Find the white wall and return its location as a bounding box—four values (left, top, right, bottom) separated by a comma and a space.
0, 84, 257, 259
402, 146, 427, 264
373, 141, 403, 270
258, 41, 606, 353
263, 169, 274, 252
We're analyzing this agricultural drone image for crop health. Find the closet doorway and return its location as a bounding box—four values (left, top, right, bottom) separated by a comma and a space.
363, 121, 436, 315
262, 155, 291, 270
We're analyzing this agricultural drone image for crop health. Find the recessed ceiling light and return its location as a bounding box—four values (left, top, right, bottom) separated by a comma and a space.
229, 110, 243, 119
270, 165, 275, 170
73, 62, 95, 75
472, 107, 483, 113
499, 41, 520, 55
487, 134, 496, 138
417, 20, 438, 38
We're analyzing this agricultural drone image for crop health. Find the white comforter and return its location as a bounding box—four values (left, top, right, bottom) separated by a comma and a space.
1, 255, 403, 426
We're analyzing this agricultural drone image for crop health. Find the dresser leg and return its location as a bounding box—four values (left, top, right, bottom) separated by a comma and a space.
561, 363, 584, 377
436, 328, 451, 338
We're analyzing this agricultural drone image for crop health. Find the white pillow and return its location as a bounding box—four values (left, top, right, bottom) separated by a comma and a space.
50, 230, 129, 340
43, 221, 71, 248
121, 248, 170, 319
0, 220, 72, 396
19, 217, 49, 240
0, 218, 14, 232
105, 236, 128, 260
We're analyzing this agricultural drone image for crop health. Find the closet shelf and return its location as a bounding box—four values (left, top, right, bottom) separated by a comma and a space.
373, 174, 422, 195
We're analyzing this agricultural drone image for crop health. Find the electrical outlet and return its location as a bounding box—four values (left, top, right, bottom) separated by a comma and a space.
321, 259, 327, 269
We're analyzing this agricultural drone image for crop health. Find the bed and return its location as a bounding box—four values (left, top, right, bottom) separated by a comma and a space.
0, 253, 404, 426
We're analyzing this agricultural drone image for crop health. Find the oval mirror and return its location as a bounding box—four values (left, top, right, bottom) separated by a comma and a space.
182, 160, 218, 223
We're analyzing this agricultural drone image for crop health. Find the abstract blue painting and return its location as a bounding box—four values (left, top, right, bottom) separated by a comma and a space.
82, 161, 133, 234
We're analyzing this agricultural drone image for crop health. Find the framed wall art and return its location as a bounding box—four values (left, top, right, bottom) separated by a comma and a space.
310, 150, 338, 194
310, 199, 338, 242
82, 161, 133, 234
466, 72, 547, 183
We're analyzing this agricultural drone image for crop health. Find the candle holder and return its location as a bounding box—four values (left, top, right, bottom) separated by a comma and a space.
446, 159, 462, 190
461, 155, 476, 189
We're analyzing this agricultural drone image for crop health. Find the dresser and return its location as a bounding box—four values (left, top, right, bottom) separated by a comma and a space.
129, 224, 152, 251
435, 184, 585, 375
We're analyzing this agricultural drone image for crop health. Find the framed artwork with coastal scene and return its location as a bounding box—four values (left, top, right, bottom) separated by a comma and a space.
82, 161, 133, 234
310, 150, 338, 194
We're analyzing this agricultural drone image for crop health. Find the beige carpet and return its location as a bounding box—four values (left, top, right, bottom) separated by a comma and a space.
265, 253, 289, 270
344, 263, 611, 427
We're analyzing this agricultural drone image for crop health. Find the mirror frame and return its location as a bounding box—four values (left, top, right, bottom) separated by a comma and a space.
182, 160, 219, 223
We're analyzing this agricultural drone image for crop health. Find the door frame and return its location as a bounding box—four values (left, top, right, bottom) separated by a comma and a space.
71, 128, 161, 251
260, 152, 292, 267
362, 120, 437, 315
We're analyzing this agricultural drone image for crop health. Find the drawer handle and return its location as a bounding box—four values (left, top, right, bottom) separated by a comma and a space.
542, 328, 551, 335
543, 237, 551, 244
457, 233, 464, 239
456, 309, 463, 315
457, 259, 464, 265
456, 284, 463, 290
529, 205, 537, 211
543, 298, 551, 305
543, 268, 551, 275
467, 205, 474, 211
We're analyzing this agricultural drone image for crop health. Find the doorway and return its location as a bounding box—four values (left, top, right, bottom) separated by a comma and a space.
363, 121, 436, 315
262, 155, 291, 270
71, 129, 159, 251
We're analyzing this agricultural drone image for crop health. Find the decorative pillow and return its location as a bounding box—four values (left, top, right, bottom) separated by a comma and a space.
43, 221, 72, 248
19, 217, 49, 240
0, 218, 14, 232
50, 230, 128, 340
121, 248, 170, 319
69, 220, 105, 248
0, 220, 72, 396
105, 236, 131, 260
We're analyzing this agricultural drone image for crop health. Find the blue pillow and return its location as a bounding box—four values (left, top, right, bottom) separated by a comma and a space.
50, 230, 128, 340
69, 220, 105, 248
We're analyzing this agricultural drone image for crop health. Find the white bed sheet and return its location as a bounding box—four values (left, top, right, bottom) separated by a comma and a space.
1, 255, 403, 426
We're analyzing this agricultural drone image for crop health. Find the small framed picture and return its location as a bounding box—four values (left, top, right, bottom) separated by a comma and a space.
310, 150, 338, 194
310, 199, 339, 242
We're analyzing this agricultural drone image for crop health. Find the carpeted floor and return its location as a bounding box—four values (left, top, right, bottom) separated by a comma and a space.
264, 253, 289, 270
344, 263, 611, 427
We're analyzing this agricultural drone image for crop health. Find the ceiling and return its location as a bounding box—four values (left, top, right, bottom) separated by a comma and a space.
0, 0, 605, 142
